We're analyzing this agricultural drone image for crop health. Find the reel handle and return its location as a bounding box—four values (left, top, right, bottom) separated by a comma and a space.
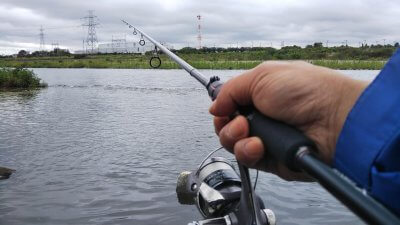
188, 209, 276, 225
188, 216, 231, 225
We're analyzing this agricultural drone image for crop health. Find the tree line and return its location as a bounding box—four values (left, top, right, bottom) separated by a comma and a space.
4, 42, 399, 60
173, 42, 399, 60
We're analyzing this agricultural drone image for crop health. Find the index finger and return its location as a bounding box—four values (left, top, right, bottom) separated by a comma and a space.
208, 72, 254, 116
209, 62, 276, 117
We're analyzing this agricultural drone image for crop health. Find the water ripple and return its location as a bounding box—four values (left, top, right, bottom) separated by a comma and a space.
0, 69, 375, 225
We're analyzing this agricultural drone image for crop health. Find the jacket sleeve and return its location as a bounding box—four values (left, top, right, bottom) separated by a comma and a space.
334, 49, 400, 215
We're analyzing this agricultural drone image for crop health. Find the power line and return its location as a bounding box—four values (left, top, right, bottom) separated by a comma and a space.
2, 25, 81, 33
46, 25, 82, 30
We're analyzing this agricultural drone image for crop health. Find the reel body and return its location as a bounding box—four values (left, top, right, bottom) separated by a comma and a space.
177, 157, 276, 225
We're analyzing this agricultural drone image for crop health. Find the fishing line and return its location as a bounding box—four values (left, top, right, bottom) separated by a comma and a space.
254, 170, 259, 190
196, 146, 224, 174
139, 34, 146, 46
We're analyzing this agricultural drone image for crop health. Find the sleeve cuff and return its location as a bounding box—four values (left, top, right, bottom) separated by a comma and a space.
334, 49, 400, 189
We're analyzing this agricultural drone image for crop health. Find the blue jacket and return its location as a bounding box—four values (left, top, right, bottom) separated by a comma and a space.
334, 49, 400, 215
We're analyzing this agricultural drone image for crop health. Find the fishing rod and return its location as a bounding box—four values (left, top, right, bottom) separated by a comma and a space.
121, 20, 400, 225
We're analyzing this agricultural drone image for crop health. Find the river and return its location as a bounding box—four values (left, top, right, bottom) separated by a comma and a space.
0, 69, 379, 225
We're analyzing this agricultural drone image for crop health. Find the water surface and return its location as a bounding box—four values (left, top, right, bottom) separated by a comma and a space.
0, 69, 379, 225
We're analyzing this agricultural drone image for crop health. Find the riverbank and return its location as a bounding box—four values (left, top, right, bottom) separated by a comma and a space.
0, 55, 387, 70
3, 44, 396, 70
0, 67, 47, 89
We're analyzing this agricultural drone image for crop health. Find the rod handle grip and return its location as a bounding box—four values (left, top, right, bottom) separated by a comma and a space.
208, 79, 315, 171
240, 107, 315, 171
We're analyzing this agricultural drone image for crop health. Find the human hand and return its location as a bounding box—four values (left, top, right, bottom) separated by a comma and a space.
209, 61, 368, 181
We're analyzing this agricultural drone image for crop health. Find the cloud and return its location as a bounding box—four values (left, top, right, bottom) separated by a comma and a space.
0, 0, 399, 54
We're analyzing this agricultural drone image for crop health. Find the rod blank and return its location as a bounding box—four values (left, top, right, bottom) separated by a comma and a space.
121, 20, 209, 87
121, 20, 400, 225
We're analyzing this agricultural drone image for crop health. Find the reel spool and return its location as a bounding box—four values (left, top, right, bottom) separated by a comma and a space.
177, 157, 242, 217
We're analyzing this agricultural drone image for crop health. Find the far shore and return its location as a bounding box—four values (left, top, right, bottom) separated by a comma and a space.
0, 57, 387, 70
1, 45, 396, 70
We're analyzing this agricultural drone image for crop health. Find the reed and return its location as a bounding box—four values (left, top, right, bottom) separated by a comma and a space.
0, 67, 47, 89
310, 60, 386, 70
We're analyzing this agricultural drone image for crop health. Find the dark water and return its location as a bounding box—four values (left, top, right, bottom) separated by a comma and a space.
0, 69, 379, 225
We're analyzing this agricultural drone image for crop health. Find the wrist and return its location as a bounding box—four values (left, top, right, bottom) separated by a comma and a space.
333, 78, 369, 153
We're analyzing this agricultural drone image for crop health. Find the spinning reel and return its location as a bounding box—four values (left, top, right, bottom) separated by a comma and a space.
176, 149, 276, 225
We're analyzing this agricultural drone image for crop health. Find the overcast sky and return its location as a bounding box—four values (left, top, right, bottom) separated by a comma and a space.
0, 0, 399, 54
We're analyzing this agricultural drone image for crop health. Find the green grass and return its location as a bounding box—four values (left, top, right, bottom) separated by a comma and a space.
0, 54, 389, 70
0, 67, 47, 89
310, 60, 386, 70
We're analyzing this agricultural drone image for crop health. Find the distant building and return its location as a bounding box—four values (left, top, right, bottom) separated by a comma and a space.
98, 41, 155, 54
74, 41, 173, 54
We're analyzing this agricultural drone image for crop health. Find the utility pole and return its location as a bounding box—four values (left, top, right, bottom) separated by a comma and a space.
52, 42, 59, 50
82, 10, 99, 54
197, 15, 202, 49
39, 25, 45, 51
326, 40, 329, 48
82, 40, 85, 53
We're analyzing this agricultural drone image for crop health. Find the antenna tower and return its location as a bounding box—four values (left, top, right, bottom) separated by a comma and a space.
197, 15, 202, 49
39, 26, 45, 50
82, 10, 99, 54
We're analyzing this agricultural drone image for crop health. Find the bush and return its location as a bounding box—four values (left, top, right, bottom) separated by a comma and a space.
73, 54, 87, 59
0, 67, 47, 89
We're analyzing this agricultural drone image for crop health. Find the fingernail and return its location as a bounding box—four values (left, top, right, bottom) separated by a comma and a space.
235, 139, 257, 167
209, 101, 216, 114
226, 120, 243, 139
241, 140, 261, 163
238, 138, 251, 150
